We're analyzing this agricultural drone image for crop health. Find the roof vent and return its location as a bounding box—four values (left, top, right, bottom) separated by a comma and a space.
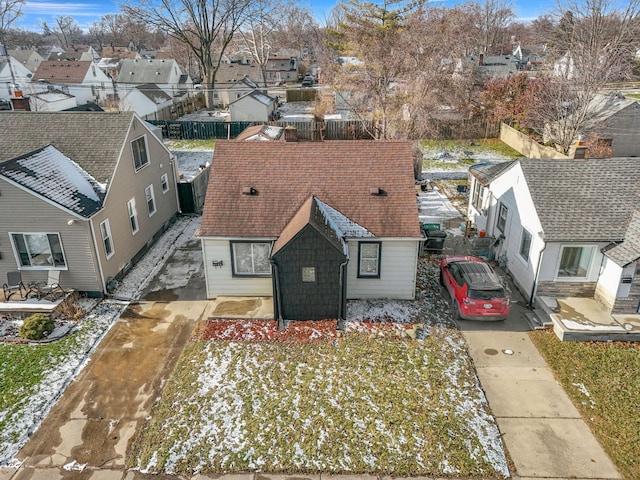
369, 187, 387, 196
242, 186, 258, 195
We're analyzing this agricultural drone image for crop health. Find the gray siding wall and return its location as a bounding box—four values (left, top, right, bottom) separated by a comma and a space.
0, 180, 102, 292
94, 118, 179, 283
272, 226, 346, 320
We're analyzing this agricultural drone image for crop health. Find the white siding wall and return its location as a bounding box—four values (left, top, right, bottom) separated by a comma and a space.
482, 164, 544, 295
346, 239, 418, 300
202, 239, 273, 298
538, 242, 604, 283
229, 98, 270, 122
596, 257, 623, 307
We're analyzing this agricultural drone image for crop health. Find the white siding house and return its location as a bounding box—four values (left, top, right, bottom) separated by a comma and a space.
467, 158, 640, 314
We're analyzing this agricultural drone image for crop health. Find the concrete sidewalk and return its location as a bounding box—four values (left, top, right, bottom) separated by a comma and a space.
457, 291, 622, 480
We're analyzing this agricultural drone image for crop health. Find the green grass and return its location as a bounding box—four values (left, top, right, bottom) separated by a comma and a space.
128, 329, 508, 477
163, 139, 215, 150
420, 139, 521, 159
530, 330, 640, 480
0, 303, 120, 459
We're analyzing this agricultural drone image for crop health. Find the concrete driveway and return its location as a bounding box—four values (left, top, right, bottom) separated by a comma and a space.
455, 277, 622, 479
8, 238, 215, 479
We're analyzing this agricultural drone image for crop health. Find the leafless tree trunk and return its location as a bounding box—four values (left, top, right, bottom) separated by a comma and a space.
237, 0, 278, 87
122, 0, 252, 109
41, 16, 82, 50
527, 0, 640, 154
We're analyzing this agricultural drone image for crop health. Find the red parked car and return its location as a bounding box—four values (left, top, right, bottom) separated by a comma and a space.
440, 256, 510, 321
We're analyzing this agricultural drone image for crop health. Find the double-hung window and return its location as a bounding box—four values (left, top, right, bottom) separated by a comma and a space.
161, 173, 169, 193
496, 203, 508, 232
358, 242, 381, 278
100, 220, 114, 259
10, 233, 66, 268
519, 228, 532, 261
231, 242, 271, 276
145, 185, 156, 216
132, 136, 149, 171
127, 199, 139, 234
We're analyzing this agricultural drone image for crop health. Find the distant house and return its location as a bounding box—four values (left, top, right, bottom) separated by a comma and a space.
0, 56, 34, 96
119, 83, 174, 118
467, 157, 640, 315
30, 60, 115, 104
29, 88, 77, 111
546, 93, 640, 158
264, 56, 298, 84
0, 112, 180, 296
8, 49, 44, 74
229, 90, 276, 122
198, 140, 421, 322
116, 58, 193, 99
212, 75, 262, 108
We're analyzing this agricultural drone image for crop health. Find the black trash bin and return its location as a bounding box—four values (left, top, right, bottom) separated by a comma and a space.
425, 230, 447, 253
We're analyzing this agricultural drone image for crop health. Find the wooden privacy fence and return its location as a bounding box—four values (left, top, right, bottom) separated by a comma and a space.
147, 118, 499, 141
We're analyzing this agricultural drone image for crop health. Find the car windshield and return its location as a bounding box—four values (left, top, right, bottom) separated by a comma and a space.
468, 288, 506, 300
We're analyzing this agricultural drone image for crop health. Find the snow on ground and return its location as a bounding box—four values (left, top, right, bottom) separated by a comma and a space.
173, 150, 213, 181
0, 216, 202, 465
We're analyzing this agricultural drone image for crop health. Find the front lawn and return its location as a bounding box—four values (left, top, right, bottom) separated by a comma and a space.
0, 301, 125, 463
127, 260, 510, 477
530, 330, 640, 480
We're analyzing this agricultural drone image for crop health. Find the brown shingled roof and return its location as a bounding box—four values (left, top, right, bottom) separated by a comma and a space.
199, 140, 422, 239
33, 60, 92, 83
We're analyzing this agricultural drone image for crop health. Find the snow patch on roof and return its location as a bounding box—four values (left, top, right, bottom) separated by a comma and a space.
315, 198, 374, 254
0, 144, 106, 217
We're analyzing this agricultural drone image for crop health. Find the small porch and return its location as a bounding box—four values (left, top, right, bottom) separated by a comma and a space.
536, 296, 640, 342
0, 290, 76, 319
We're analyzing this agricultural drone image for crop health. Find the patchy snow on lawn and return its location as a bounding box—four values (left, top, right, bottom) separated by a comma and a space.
132, 259, 510, 478
174, 150, 213, 181
0, 216, 202, 465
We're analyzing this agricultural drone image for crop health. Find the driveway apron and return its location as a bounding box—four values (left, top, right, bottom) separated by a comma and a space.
457, 285, 622, 480
15, 298, 211, 472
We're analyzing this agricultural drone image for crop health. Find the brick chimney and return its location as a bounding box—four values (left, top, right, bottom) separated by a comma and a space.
284, 126, 298, 142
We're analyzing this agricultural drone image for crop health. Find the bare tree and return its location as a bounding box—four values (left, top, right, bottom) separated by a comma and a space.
272, 3, 320, 61
41, 16, 82, 50
237, 0, 279, 87
469, 0, 516, 54
0, 0, 23, 38
121, 0, 253, 108
526, 0, 640, 154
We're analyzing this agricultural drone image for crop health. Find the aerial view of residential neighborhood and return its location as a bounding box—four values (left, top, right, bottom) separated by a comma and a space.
1, 0, 639, 478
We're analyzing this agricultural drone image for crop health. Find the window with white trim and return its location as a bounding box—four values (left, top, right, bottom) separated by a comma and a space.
132, 136, 149, 171
10, 233, 66, 268
496, 203, 508, 232
519, 228, 532, 261
145, 185, 156, 216
100, 220, 114, 258
557, 246, 595, 278
472, 181, 484, 211
231, 242, 271, 276
358, 242, 381, 278
161, 173, 169, 193
127, 199, 138, 234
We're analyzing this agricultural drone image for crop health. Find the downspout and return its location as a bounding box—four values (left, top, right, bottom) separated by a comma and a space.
88, 218, 108, 295
336, 257, 349, 331
271, 259, 286, 330
528, 238, 547, 308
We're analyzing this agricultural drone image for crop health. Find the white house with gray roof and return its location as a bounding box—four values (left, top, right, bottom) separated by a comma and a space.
467, 158, 640, 315
0, 111, 180, 296
118, 83, 174, 119
116, 58, 193, 99
229, 89, 276, 122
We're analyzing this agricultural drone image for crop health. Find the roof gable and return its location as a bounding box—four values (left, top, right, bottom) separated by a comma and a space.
0, 145, 106, 217
199, 140, 421, 239
0, 111, 137, 185
116, 58, 180, 84
604, 211, 640, 266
